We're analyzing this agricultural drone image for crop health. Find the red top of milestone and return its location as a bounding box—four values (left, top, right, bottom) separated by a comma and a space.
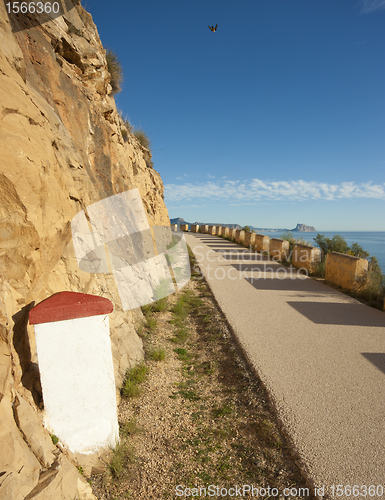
29, 291, 114, 325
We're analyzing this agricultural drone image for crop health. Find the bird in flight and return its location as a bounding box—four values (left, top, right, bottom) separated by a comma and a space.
208, 24, 218, 32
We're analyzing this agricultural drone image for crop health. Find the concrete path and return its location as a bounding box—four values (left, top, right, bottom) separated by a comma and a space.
185, 233, 385, 499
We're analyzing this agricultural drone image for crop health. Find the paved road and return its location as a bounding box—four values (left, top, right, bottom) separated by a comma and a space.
185, 233, 385, 499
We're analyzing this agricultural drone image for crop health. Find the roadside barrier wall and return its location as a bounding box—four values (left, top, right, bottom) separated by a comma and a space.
235, 230, 245, 245
244, 232, 256, 248
228, 228, 237, 240
201, 227, 374, 296
325, 252, 368, 292
254, 234, 270, 253
189, 225, 375, 296
292, 244, 321, 272
270, 238, 289, 261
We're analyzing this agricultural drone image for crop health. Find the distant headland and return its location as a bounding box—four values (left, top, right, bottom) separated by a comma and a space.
170, 218, 316, 233
290, 223, 317, 232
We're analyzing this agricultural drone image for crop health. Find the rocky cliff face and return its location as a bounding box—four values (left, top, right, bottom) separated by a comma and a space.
0, 3, 169, 498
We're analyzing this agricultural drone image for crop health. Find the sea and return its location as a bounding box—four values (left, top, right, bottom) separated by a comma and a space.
256, 231, 385, 273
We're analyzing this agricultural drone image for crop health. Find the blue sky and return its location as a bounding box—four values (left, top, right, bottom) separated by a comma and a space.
85, 0, 385, 231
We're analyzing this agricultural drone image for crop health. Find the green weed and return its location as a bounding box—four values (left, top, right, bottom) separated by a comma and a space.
136, 322, 145, 338
106, 48, 123, 95
120, 418, 142, 438
141, 304, 152, 316
134, 129, 151, 150
256, 419, 282, 448
169, 326, 189, 343
211, 405, 233, 418
122, 363, 148, 398
154, 278, 173, 301
108, 443, 135, 478
146, 316, 157, 332
148, 347, 166, 361
173, 348, 192, 362
152, 297, 168, 312
177, 381, 200, 401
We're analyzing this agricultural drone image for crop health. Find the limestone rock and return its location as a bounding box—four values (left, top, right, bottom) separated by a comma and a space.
0, 1, 170, 497
23, 455, 97, 500
14, 393, 57, 468
0, 394, 41, 499
291, 223, 317, 232
66, 447, 113, 477
0, 334, 12, 400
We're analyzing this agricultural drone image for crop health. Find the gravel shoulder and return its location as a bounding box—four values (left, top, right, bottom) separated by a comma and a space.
91, 251, 315, 500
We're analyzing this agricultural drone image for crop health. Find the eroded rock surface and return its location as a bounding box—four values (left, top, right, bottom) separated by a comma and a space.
0, 3, 169, 498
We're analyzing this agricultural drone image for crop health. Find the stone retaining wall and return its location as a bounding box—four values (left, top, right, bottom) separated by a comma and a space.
244, 232, 256, 248
292, 244, 321, 272
325, 252, 368, 292
254, 234, 270, 253
270, 238, 289, 261
228, 228, 237, 240
235, 230, 245, 245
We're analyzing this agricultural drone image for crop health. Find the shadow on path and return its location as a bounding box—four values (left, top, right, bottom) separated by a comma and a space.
206, 244, 242, 249
245, 276, 319, 292
287, 301, 385, 327
361, 353, 385, 375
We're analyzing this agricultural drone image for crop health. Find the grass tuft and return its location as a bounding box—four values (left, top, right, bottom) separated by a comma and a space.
106, 48, 123, 95
148, 347, 166, 361
108, 442, 135, 478
177, 382, 200, 401
120, 418, 142, 438
152, 297, 168, 312
133, 129, 151, 150
173, 347, 192, 362
169, 326, 189, 344
146, 316, 157, 332
211, 405, 233, 418
122, 363, 148, 398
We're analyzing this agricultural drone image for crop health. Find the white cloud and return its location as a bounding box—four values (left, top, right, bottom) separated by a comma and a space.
176, 173, 189, 180
207, 174, 216, 179
164, 179, 385, 203
361, 0, 385, 12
